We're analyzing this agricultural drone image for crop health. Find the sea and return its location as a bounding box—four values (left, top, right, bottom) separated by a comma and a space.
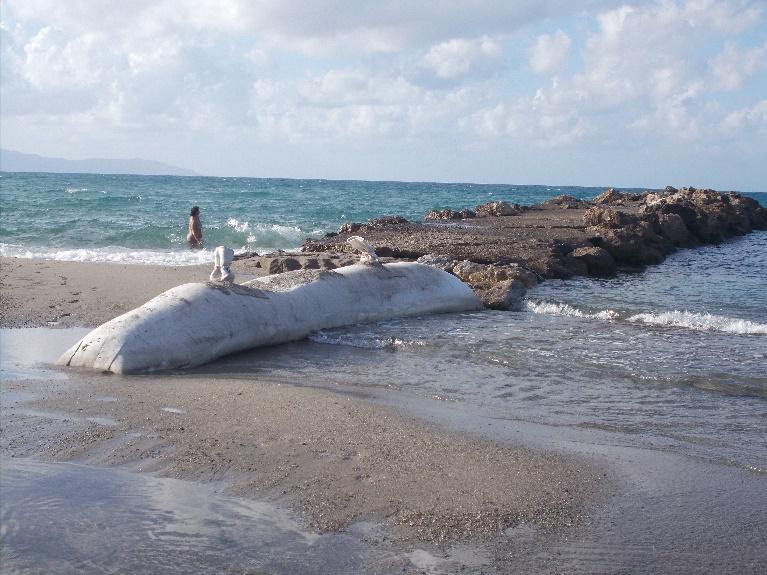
2, 171, 766, 474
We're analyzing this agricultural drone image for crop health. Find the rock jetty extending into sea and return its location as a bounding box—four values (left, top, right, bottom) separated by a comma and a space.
241, 187, 766, 310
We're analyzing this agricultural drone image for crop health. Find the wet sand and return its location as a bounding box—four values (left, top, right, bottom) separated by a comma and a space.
3, 257, 766, 573
2, 371, 600, 544
0, 257, 602, 554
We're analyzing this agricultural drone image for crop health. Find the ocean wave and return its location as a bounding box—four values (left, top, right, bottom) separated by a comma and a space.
0, 244, 216, 266
309, 331, 428, 349
627, 311, 767, 335
523, 300, 619, 320
525, 299, 767, 335
224, 218, 308, 247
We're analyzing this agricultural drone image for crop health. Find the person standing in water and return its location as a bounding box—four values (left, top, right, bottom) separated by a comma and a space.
187, 206, 203, 248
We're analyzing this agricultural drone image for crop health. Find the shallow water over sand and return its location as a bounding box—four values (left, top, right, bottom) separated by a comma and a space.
2, 316, 766, 573
1, 458, 478, 574
0, 327, 90, 380
200, 232, 767, 472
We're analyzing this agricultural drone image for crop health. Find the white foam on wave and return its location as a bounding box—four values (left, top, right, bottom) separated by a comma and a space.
225, 218, 307, 245
0, 244, 216, 266
524, 300, 619, 320
309, 331, 428, 349
525, 299, 767, 335
627, 311, 767, 335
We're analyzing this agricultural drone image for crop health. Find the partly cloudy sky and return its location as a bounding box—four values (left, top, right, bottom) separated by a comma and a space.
1, 0, 766, 189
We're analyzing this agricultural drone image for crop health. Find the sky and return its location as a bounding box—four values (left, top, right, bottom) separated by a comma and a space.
1, 0, 766, 190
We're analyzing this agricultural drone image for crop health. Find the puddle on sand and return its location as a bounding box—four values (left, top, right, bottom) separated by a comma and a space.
161, 406, 186, 414
0, 458, 484, 574
0, 327, 90, 380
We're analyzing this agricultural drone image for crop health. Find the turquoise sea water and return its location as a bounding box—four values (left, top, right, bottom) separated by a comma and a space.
2, 171, 766, 471
1, 171, 638, 264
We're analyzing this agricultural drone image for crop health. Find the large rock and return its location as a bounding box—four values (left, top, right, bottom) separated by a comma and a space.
641, 187, 767, 243
654, 212, 690, 245
448, 260, 536, 310
474, 279, 527, 311
583, 206, 636, 228
570, 246, 617, 277
593, 188, 641, 205
338, 215, 409, 234
424, 208, 476, 221
451, 260, 487, 282
537, 195, 592, 210
727, 194, 764, 230
259, 252, 358, 274
595, 222, 668, 266
474, 201, 523, 217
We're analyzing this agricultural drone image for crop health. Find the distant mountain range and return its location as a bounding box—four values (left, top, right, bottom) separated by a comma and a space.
0, 149, 199, 177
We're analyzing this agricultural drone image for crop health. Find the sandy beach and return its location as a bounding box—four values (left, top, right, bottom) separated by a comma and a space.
3, 255, 767, 573
1, 256, 604, 565
0, 256, 265, 328
5, 1, 767, 569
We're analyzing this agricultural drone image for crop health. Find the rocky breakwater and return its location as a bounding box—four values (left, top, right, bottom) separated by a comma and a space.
255, 188, 766, 311
584, 186, 767, 267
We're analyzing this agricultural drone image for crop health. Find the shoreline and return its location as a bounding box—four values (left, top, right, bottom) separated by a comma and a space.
1, 366, 603, 544
2, 256, 766, 572
0, 258, 603, 550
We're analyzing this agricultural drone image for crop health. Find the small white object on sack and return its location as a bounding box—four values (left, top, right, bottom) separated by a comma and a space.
210, 246, 235, 282
346, 236, 379, 263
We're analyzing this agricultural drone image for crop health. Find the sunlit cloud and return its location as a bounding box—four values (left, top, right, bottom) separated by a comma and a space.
1, 0, 766, 188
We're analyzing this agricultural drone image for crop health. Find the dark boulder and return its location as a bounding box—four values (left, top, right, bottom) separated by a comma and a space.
537, 195, 592, 210
474, 279, 526, 311
596, 223, 667, 266
653, 212, 691, 245
583, 206, 637, 228
570, 246, 617, 277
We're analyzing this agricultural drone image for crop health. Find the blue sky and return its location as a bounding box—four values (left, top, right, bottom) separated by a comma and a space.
1, 0, 766, 190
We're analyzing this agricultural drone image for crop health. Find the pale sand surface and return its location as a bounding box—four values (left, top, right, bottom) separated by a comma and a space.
0, 257, 602, 547
1, 373, 600, 544
0, 256, 265, 328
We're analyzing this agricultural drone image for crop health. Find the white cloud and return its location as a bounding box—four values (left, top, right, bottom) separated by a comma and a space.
529, 30, 571, 75
709, 41, 767, 91
2, 0, 766, 186
297, 69, 420, 106
425, 36, 502, 80
540, 0, 762, 137
720, 100, 767, 135
463, 82, 589, 148
3, 0, 599, 54
461, 0, 766, 149
22, 27, 106, 89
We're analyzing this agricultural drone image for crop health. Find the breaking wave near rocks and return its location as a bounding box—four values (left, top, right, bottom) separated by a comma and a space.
523, 300, 619, 320
223, 218, 309, 251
